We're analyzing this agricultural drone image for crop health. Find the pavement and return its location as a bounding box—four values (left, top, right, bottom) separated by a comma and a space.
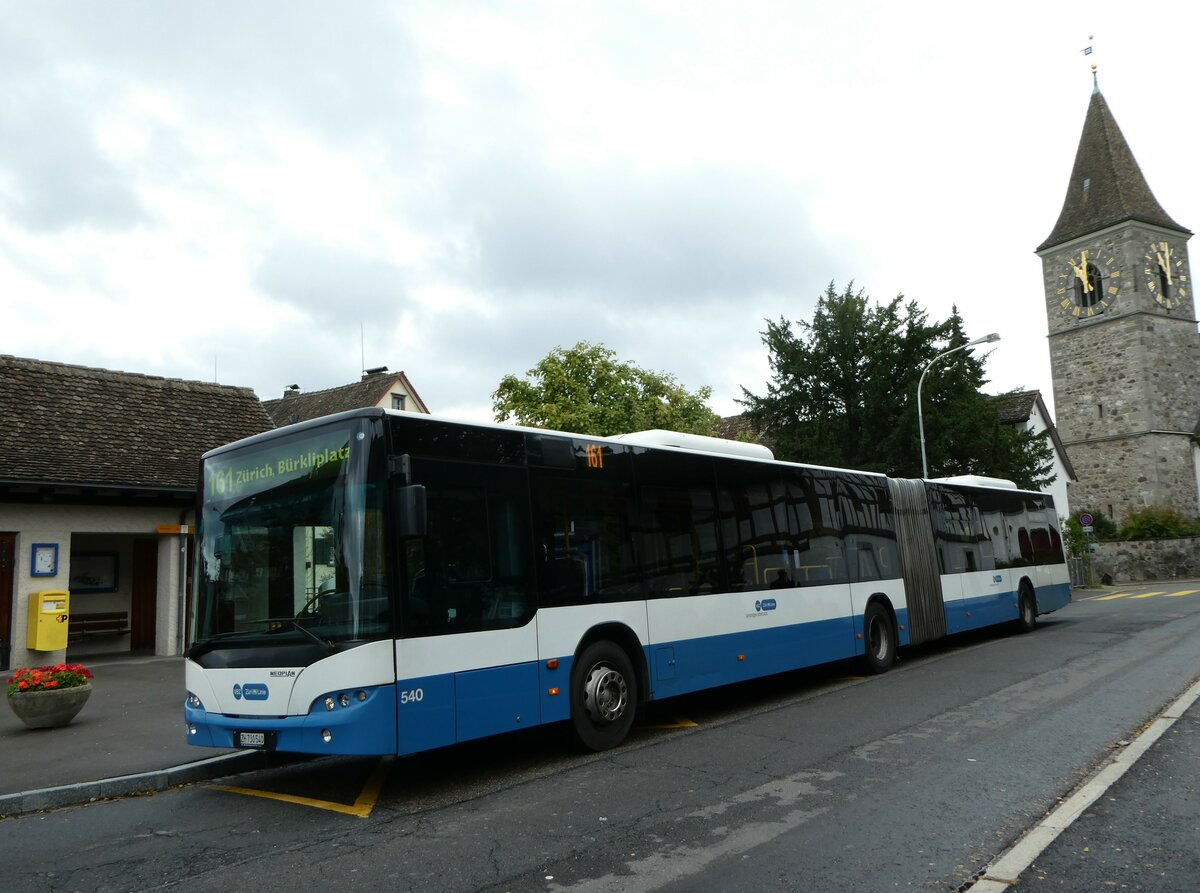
1, 616, 1198, 893
0, 653, 285, 817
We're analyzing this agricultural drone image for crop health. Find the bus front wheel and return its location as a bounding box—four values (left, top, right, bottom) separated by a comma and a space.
862, 602, 896, 674
570, 640, 638, 752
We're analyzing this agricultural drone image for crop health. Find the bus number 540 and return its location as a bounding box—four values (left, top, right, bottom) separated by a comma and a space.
399, 689, 424, 705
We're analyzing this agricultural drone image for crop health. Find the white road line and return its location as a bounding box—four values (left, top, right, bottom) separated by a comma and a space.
967, 675, 1200, 891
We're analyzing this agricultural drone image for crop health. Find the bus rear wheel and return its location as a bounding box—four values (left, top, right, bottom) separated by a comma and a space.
1016, 585, 1038, 633
570, 640, 638, 752
862, 602, 896, 674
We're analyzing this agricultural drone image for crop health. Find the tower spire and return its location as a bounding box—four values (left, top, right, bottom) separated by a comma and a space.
1037, 90, 1189, 252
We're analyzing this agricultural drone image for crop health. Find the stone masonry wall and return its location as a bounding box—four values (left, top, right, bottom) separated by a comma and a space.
1068, 434, 1200, 521
1092, 536, 1200, 583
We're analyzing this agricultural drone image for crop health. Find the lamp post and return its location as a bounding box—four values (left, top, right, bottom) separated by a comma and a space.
917, 332, 1001, 479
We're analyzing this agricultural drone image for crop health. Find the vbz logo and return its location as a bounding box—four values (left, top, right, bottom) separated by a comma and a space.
755, 598, 778, 613
232, 683, 269, 701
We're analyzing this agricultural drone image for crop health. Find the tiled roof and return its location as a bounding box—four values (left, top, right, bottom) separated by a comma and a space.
262, 371, 428, 426
0, 355, 274, 491
1038, 90, 1188, 252
993, 390, 1039, 425
712, 414, 757, 441
989, 390, 1077, 482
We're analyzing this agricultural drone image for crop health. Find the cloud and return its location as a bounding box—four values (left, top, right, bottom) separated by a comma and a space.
253, 239, 410, 325
454, 154, 829, 305
0, 88, 150, 233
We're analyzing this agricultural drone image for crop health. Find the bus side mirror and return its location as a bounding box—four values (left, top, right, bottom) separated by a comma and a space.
395, 484, 427, 538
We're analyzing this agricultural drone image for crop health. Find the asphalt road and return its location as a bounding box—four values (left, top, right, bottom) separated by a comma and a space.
3, 586, 1199, 893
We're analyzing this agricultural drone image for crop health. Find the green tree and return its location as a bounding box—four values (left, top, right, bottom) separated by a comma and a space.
1064, 507, 1117, 540
739, 282, 1054, 488
492, 341, 719, 436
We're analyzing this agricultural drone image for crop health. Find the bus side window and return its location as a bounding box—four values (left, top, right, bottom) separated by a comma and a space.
529, 457, 639, 606
715, 459, 790, 593
783, 468, 845, 585
1017, 528, 1033, 564
403, 462, 535, 637
633, 451, 726, 598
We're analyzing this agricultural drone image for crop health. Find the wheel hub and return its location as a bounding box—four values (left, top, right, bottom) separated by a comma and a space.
583, 664, 627, 723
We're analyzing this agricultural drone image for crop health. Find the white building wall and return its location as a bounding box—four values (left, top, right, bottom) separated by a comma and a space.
1024, 404, 1072, 523
0, 503, 192, 669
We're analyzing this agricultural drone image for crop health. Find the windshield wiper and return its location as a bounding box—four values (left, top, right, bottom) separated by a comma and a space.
186, 618, 336, 660
263, 616, 337, 654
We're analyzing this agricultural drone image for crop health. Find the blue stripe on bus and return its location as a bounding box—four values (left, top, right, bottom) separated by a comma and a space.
645, 615, 859, 699
944, 591, 1019, 634
396, 612, 874, 753
190, 588, 1067, 758
1035, 581, 1072, 614
895, 608, 911, 646
185, 684, 397, 756
942, 580, 1072, 635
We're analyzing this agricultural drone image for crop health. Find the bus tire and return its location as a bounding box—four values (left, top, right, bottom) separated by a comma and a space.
862, 602, 896, 675
570, 640, 638, 752
1016, 585, 1038, 633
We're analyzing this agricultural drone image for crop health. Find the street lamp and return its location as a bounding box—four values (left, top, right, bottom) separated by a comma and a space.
917, 332, 1001, 479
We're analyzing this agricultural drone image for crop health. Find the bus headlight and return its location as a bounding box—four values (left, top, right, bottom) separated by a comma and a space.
338, 693, 350, 708
186, 693, 204, 710
324, 696, 336, 711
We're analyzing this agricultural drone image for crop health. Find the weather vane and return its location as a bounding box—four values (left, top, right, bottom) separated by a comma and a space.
1082, 34, 1098, 90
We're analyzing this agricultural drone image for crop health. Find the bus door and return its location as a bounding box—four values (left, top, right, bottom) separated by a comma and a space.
395, 460, 539, 754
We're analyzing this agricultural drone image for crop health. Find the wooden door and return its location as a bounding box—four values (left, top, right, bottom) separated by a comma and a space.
0, 534, 14, 671
131, 539, 158, 651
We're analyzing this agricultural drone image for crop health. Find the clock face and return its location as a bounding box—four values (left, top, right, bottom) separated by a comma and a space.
1055, 246, 1122, 318
1144, 239, 1190, 309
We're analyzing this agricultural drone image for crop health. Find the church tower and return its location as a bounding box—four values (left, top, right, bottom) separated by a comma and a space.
1036, 84, 1200, 522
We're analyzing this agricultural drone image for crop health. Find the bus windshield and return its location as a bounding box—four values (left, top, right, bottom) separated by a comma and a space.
191, 418, 389, 657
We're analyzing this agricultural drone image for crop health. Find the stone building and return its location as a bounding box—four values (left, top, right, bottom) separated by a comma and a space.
1036, 85, 1200, 522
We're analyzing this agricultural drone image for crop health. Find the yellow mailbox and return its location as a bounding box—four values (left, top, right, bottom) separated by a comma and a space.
28, 590, 70, 651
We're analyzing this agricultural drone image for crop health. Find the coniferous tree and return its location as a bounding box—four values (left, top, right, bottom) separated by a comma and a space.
740, 283, 1054, 489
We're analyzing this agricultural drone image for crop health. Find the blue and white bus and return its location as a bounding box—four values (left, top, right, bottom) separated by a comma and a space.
184, 408, 1070, 755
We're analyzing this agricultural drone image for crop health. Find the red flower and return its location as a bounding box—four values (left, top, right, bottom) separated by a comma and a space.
5, 663, 92, 695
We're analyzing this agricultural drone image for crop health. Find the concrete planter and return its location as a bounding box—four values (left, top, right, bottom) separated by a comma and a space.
6, 683, 92, 729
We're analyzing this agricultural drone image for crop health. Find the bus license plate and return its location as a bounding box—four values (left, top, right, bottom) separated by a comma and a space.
237, 731, 268, 749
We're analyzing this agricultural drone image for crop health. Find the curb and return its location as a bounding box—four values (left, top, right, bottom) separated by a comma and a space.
967, 675, 1200, 892
0, 750, 295, 819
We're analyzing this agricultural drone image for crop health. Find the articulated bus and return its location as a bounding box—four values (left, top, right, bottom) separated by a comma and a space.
184, 408, 1070, 755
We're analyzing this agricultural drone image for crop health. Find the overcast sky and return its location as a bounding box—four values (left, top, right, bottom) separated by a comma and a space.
3, 2, 1197, 425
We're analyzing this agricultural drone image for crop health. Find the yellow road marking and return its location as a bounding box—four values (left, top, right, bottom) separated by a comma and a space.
212, 757, 392, 818
642, 717, 700, 729
1127, 591, 1166, 599
1091, 592, 1133, 601
1165, 590, 1200, 598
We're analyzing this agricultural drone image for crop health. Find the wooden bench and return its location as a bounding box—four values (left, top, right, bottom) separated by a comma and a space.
68, 611, 131, 643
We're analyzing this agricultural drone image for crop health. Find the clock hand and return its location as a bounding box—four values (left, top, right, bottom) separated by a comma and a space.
1155, 242, 1174, 286
1071, 256, 1092, 293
